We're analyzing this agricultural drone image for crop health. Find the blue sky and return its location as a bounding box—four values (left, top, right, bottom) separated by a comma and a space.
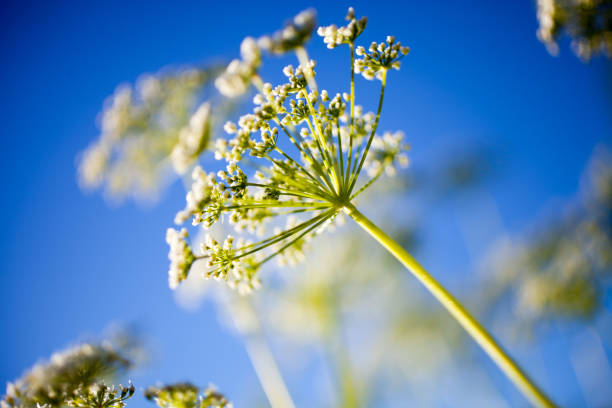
1, 1, 610, 406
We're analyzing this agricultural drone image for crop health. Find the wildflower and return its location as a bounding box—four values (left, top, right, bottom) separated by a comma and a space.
166, 228, 195, 289
145, 383, 231, 408
1, 343, 131, 408
79, 66, 224, 200
67, 383, 135, 408
258, 9, 316, 54
215, 37, 261, 97
354, 36, 410, 81
168, 8, 409, 293
317, 7, 367, 48
170, 102, 212, 174
365, 131, 410, 177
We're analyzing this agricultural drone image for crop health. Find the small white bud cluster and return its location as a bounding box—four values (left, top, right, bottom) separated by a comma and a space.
166, 228, 195, 289
174, 166, 219, 225
355, 36, 410, 80
317, 7, 367, 48
201, 235, 261, 295
170, 102, 212, 174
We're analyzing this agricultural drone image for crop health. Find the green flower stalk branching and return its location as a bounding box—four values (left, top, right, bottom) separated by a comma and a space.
166, 8, 555, 407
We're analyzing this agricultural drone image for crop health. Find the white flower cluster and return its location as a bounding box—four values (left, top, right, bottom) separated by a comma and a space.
79, 67, 220, 200
202, 235, 262, 295
355, 36, 410, 80
166, 228, 195, 289
170, 102, 212, 174
215, 9, 317, 98
67, 383, 135, 408
2, 343, 130, 408
258, 9, 317, 54
366, 131, 410, 177
215, 37, 261, 98
165, 7, 410, 295
317, 7, 367, 48
146, 383, 232, 408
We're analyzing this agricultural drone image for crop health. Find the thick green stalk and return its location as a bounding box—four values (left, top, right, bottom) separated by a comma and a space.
343, 203, 555, 408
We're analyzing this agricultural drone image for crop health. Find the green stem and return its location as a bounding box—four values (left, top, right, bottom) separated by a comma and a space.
343, 203, 555, 408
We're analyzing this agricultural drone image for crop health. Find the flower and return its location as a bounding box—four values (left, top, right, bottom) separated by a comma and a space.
67, 383, 135, 408
145, 383, 231, 408
166, 8, 410, 293
317, 7, 367, 48
1, 342, 131, 408
354, 36, 410, 81
170, 102, 212, 174
258, 9, 317, 54
79, 66, 223, 200
166, 228, 195, 289
215, 37, 262, 97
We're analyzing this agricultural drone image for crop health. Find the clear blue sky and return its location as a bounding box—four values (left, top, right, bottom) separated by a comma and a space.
1, 1, 610, 406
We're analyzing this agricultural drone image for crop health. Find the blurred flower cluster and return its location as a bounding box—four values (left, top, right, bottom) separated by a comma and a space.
1, 335, 231, 408
536, 0, 612, 60
486, 146, 611, 327
79, 65, 229, 201
1, 340, 132, 408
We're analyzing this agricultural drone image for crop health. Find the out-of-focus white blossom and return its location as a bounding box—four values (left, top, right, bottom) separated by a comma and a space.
79, 66, 223, 201
1, 342, 131, 408
258, 9, 316, 54
215, 37, 261, 98
170, 102, 212, 174
365, 131, 410, 177
536, 0, 612, 60
166, 228, 195, 289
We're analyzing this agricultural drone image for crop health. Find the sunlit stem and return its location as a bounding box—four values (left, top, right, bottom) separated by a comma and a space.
345, 43, 356, 192
324, 292, 360, 408
348, 70, 387, 194
234, 210, 332, 259
222, 296, 296, 408
266, 149, 334, 199
343, 203, 556, 408
275, 120, 335, 193
251, 74, 265, 92
256, 210, 334, 265
303, 102, 341, 194
295, 46, 342, 194
296, 46, 317, 92
245, 182, 327, 201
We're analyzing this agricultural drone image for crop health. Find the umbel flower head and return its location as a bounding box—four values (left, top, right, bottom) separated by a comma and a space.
66, 383, 135, 408
167, 7, 410, 293
1, 342, 132, 408
145, 383, 231, 408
